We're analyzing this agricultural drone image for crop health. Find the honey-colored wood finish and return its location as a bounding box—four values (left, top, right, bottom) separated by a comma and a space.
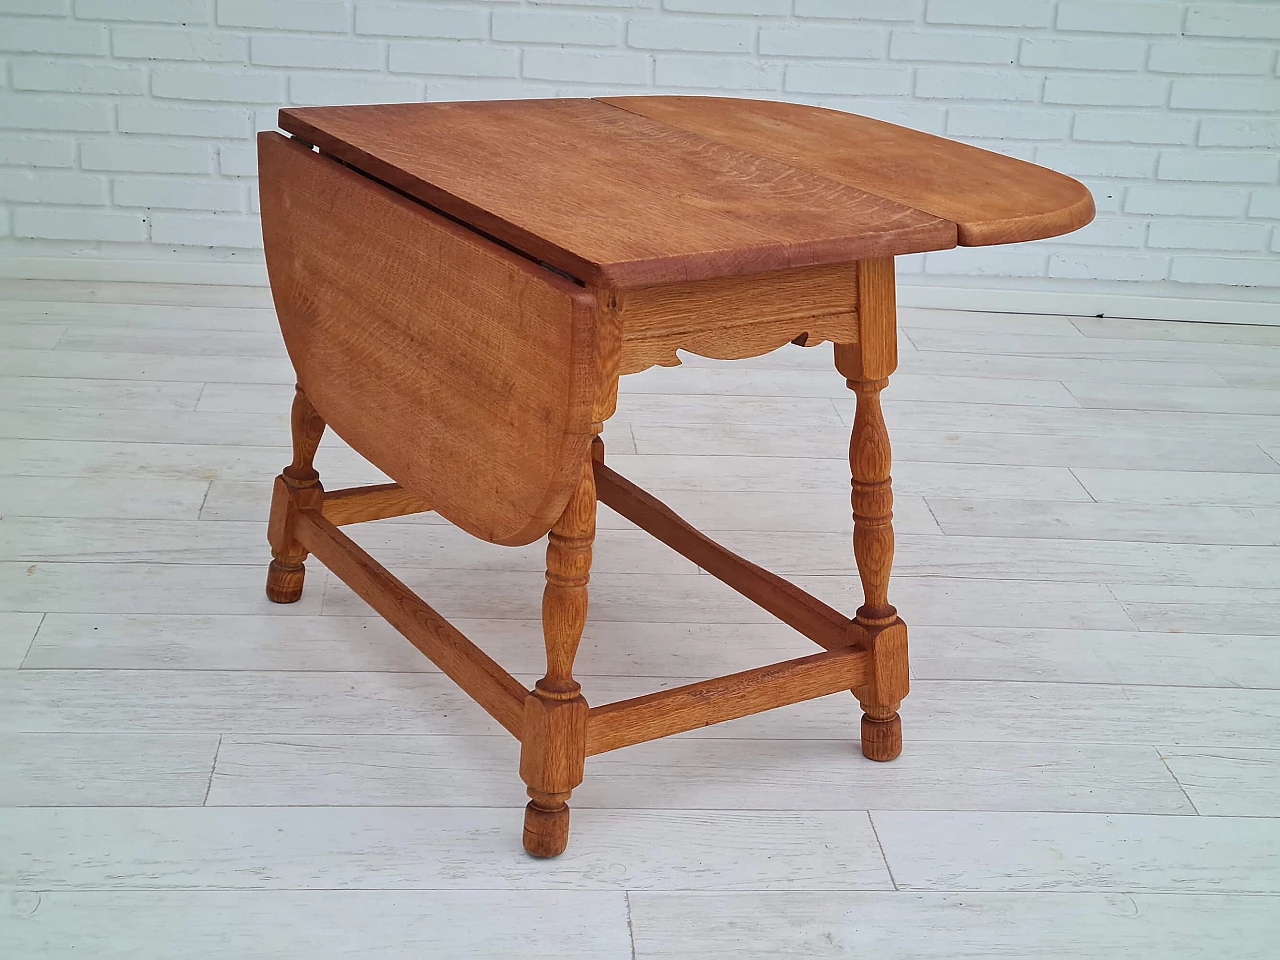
264, 386, 325, 604
521, 452, 597, 858
278, 99, 954, 287
319, 483, 432, 527
601, 96, 1096, 247
293, 505, 527, 737
614, 262, 860, 376
279, 96, 1094, 288
585, 647, 870, 757
594, 460, 850, 652
841, 259, 899, 381
834, 258, 910, 762
258, 98, 1094, 857
258, 132, 601, 547
846, 375, 898, 632
856, 623, 910, 763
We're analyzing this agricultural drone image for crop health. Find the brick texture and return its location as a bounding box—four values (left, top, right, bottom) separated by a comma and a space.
0, 0, 1276, 297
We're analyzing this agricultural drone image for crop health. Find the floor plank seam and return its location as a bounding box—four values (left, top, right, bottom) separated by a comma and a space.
15, 611, 45, 668
202, 735, 222, 807
194, 481, 214, 522
1154, 745, 1202, 817
625, 890, 638, 960
1066, 466, 1097, 502
865, 811, 899, 892
11, 664, 1280, 693
1101, 583, 1142, 631
920, 496, 946, 536
9, 886, 1280, 896
5, 731, 1277, 750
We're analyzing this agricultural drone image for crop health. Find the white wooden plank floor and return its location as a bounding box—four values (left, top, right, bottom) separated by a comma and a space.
0, 279, 1277, 958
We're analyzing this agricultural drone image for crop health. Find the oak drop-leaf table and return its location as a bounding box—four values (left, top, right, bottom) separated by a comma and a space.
257, 97, 1094, 858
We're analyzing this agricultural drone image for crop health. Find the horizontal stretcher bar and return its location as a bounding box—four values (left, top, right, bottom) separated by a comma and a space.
294, 506, 527, 737
296, 466, 872, 754
320, 482, 433, 526
585, 646, 870, 756
592, 460, 854, 652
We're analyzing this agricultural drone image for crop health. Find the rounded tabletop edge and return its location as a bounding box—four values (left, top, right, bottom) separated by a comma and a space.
957, 188, 1096, 247
596, 96, 1097, 249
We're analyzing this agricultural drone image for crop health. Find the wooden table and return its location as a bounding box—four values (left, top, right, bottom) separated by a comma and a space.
257, 96, 1094, 858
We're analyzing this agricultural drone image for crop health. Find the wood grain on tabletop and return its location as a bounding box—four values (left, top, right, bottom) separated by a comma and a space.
258, 132, 599, 547
277, 98, 956, 287
602, 95, 1096, 247
278, 96, 1094, 289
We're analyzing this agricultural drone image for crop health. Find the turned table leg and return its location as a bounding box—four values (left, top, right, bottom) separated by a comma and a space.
835, 260, 910, 762
266, 385, 326, 603
520, 443, 596, 857
844, 374, 909, 761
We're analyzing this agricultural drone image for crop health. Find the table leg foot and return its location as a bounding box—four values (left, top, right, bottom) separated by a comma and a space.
523, 794, 571, 858
265, 558, 306, 603
265, 386, 326, 604
859, 703, 902, 761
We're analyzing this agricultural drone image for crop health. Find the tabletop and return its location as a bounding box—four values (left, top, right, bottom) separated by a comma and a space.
278, 96, 1094, 288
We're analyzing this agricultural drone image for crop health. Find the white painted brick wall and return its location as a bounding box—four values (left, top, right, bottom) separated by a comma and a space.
0, 0, 1277, 302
